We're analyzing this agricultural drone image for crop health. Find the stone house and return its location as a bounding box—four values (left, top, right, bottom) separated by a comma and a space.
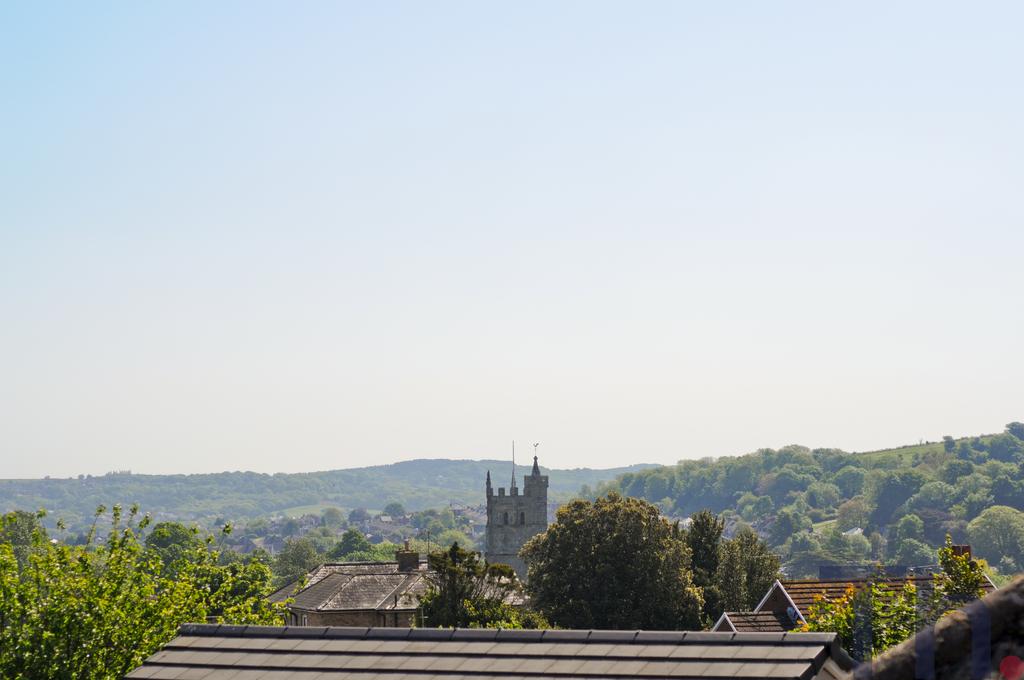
269, 547, 428, 627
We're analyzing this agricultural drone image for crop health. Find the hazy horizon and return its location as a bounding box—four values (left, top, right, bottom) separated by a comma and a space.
3, 3, 1023, 478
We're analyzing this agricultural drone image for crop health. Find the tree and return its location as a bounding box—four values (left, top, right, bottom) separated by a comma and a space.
416, 542, 542, 628
866, 470, 927, 526
890, 538, 933, 568
802, 581, 918, 661
832, 466, 866, 498
987, 433, 1023, 463
686, 510, 724, 621
348, 508, 370, 524
145, 521, 201, 572
0, 510, 46, 568
803, 536, 989, 661
1006, 422, 1024, 441
943, 436, 956, 454
321, 507, 345, 529
273, 537, 321, 589
383, 501, 406, 517
837, 498, 869, 532
716, 525, 781, 611
933, 536, 987, 607
0, 505, 283, 680
716, 540, 745, 612
769, 507, 811, 547
940, 460, 973, 485
966, 505, 1024, 571
521, 493, 703, 630
893, 514, 924, 544
328, 528, 371, 560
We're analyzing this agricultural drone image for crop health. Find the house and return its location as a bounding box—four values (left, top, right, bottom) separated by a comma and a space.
855, 575, 1024, 679
127, 624, 856, 680
269, 545, 525, 628
269, 547, 429, 627
713, 575, 997, 633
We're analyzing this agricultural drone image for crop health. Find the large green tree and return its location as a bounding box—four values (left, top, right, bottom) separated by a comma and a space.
273, 537, 322, 588
686, 510, 724, 622
966, 505, 1024, 571
145, 521, 201, 572
417, 542, 544, 629
521, 493, 703, 630
0, 505, 283, 680
328, 527, 372, 560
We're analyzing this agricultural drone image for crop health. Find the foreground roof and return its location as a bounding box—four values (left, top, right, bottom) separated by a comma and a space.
127, 624, 855, 680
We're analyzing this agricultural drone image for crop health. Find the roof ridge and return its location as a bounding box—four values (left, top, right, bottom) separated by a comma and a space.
176, 624, 840, 646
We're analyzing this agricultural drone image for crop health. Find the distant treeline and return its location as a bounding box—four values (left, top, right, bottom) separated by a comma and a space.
0, 459, 655, 532
597, 424, 1024, 577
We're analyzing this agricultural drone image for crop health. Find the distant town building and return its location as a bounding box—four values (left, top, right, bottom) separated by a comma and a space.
485, 455, 548, 579
269, 545, 428, 627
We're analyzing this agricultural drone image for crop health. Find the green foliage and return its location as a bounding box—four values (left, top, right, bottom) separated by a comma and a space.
890, 538, 933, 567
686, 510, 724, 622
866, 470, 927, 526
966, 505, 1024, 572
328, 528, 372, 560
0, 461, 654, 536
0, 510, 46, 568
416, 542, 538, 629
521, 493, 703, 630
802, 581, 919, 661
802, 536, 990, 660
272, 537, 321, 589
597, 427, 1024, 574
0, 505, 283, 680
320, 507, 345, 528
145, 521, 201, 572
893, 514, 924, 543
716, 525, 781, 611
383, 502, 406, 517
836, 497, 868, 532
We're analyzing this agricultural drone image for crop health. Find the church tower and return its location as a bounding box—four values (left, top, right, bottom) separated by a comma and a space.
485, 452, 548, 580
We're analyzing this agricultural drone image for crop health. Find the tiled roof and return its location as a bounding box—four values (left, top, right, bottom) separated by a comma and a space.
717, 611, 796, 633
271, 562, 430, 613
271, 560, 525, 612
127, 624, 856, 680
777, 576, 996, 614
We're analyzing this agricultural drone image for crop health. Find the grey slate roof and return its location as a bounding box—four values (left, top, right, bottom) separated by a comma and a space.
126, 624, 856, 680
270, 562, 430, 613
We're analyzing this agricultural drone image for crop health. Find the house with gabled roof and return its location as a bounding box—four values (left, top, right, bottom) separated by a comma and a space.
713, 574, 997, 633
269, 547, 430, 627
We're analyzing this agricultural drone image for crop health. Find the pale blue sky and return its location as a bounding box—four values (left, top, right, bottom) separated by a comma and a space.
2, 2, 1022, 477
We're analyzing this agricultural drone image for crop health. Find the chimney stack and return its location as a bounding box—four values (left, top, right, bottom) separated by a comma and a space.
395, 540, 419, 571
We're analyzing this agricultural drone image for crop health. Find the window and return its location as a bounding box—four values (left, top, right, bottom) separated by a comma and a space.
519, 512, 525, 525
503, 512, 508, 525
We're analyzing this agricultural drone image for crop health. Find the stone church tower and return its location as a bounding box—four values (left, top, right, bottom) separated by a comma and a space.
485, 455, 548, 580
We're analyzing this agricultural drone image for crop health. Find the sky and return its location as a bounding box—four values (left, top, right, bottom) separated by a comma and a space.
1, 2, 1022, 478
